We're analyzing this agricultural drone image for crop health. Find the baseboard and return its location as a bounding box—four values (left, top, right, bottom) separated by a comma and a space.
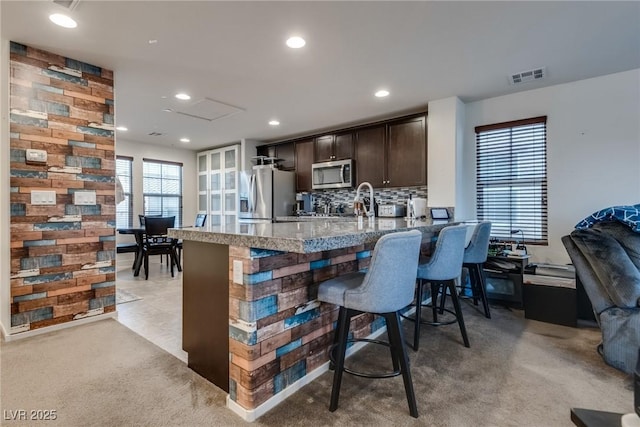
1, 312, 117, 342
226, 303, 422, 422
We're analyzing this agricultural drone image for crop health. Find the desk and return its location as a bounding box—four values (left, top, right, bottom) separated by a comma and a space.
117, 228, 145, 276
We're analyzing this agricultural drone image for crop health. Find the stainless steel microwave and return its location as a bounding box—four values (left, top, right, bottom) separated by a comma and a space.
312, 159, 353, 190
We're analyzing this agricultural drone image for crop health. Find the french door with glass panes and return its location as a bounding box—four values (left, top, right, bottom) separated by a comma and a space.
197, 145, 239, 226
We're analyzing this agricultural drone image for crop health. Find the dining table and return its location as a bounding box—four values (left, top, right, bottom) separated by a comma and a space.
117, 227, 145, 276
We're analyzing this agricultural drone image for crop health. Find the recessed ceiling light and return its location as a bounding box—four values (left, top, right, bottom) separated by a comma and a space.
175, 93, 191, 100
269, 120, 280, 126
286, 36, 306, 49
162, 108, 173, 113
116, 126, 128, 131
180, 138, 190, 143
148, 39, 158, 44
49, 13, 77, 29
375, 90, 390, 98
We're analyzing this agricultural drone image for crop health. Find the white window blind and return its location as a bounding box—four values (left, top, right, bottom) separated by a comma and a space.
115, 156, 133, 228
475, 116, 548, 245
143, 159, 183, 227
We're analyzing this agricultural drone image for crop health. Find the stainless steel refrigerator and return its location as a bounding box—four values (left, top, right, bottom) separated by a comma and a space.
239, 165, 295, 222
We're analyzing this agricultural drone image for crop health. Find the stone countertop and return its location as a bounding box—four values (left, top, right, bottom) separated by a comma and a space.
168, 218, 457, 253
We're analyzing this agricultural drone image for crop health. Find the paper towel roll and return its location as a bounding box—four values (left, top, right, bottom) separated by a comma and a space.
413, 198, 427, 217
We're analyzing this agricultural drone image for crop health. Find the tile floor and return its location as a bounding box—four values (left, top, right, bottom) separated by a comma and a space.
115, 253, 187, 362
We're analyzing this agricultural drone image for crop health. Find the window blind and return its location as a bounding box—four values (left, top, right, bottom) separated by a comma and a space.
475, 116, 548, 245
143, 159, 183, 227
115, 156, 133, 228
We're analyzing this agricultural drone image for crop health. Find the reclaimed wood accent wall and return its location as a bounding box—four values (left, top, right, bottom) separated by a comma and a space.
227, 243, 383, 409
8, 42, 116, 333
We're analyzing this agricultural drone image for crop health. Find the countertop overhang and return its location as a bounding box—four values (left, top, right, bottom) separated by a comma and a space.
168, 218, 456, 253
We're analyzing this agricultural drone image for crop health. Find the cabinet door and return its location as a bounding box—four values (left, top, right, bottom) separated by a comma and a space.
314, 135, 334, 162
387, 116, 426, 187
197, 153, 208, 213
355, 125, 385, 188
198, 145, 239, 225
221, 146, 238, 216
334, 132, 353, 160
295, 139, 314, 192
276, 142, 295, 170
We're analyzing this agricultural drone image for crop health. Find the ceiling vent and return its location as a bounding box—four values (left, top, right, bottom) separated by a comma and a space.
509, 67, 545, 85
148, 132, 163, 137
174, 98, 244, 122
53, 0, 81, 11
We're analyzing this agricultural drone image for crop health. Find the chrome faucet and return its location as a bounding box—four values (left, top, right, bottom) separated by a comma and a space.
354, 182, 375, 219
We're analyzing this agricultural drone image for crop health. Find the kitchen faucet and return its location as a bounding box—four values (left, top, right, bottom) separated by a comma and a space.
354, 182, 375, 219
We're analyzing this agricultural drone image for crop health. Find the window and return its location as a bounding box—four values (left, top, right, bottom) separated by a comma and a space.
115, 156, 133, 228
143, 159, 183, 226
475, 116, 547, 244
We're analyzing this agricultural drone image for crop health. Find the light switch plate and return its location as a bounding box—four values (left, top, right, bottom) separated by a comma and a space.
31, 190, 56, 205
26, 149, 47, 163
233, 260, 243, 284
73, 191, 96, 205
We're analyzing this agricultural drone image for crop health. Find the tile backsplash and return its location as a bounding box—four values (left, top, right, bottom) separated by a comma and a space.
304, 185, 428, 211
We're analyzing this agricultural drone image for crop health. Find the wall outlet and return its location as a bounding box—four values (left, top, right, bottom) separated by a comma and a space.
31, 190, 56, 205
73, 191, 96, 205
26, 149, 47, 163
233, 260, 243, 284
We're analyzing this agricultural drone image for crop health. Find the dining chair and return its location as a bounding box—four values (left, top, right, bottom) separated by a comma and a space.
177, 214, 208, 259
142, 216, 181, 280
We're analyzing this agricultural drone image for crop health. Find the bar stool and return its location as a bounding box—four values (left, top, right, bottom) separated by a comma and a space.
318, 230, 422, 418
460, 221, 492, 318
411, 224, 469, 351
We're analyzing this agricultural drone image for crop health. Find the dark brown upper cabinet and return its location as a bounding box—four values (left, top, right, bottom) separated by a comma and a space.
386, 116, 426, 187
354, 125, 386, 188
260, 112, 426, 190
354, 115, 426, 189
314, 132, 353, 163
256, 142, 295, 170
295, 139, 314, 192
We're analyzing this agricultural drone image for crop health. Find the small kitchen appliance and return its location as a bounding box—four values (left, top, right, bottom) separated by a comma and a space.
378, 204, 406, 218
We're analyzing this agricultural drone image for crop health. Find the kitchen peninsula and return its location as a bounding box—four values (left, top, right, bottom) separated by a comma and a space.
168, 218, 453, 420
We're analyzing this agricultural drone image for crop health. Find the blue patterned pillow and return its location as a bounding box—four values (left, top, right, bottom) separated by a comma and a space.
575, 204, 640, 232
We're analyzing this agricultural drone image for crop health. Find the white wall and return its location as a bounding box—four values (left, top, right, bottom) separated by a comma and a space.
115, 139, 197, 242
427, 97, 464, 209
462, 69, 640, 264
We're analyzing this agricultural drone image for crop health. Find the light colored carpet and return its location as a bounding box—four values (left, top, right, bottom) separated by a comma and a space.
116, 289, 142, 305
0, 305, 634, 426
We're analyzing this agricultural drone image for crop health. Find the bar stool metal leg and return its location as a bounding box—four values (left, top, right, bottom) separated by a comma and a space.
413, 279, 424, 351
329, 307, 351, 412
385, 311, 418, 418
447, 281, 470, 348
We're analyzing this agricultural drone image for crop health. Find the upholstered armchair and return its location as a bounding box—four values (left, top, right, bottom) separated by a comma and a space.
562, 221, 640, 374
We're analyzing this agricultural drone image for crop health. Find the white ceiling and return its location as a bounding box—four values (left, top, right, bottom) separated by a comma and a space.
2, 1, 639, 151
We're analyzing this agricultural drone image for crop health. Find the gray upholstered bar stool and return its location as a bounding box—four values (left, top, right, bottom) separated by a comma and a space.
411, 224, 469, 351
460, 221, 492, 318
318, 230, 422, 418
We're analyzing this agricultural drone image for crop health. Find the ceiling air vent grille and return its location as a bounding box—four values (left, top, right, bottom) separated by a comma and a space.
510, 67, 545, 85
53, 0, 81, 11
